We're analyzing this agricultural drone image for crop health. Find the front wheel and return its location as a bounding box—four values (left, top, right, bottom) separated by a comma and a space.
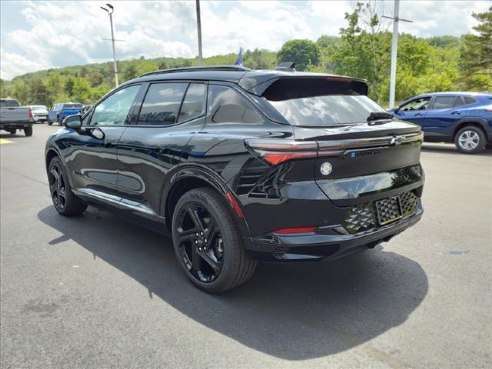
24, 126, 32, 136
48, 157, 87, 216
172, 188, 257, 293
455, 126, 486, 154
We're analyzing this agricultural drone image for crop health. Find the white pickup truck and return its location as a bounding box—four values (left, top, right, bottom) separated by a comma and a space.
0, 98, 34, 136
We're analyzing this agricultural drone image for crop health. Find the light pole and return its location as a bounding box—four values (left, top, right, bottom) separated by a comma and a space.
383, 0, 412, 109
101, 3, 119, 87
196, 0, 203, 66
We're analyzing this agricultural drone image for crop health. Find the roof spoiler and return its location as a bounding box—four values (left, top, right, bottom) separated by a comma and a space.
276, 62, 296, 72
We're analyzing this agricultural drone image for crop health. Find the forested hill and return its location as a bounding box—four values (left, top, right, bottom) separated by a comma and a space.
1, 4, 490, 107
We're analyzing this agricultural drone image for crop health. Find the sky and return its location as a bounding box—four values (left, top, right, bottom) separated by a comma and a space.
0, 0, 490, 80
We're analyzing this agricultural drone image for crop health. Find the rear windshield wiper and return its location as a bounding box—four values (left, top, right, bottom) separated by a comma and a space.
367, 111, 394, 124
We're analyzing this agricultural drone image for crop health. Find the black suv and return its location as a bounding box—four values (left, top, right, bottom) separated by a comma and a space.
45, 65, 424, 293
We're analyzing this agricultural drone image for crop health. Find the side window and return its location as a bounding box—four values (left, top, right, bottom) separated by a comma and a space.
454, 96, 465, 107
178, 83, 206, 123
138, 83, 187, 125
432, 96, 456, 110
400, 97, 430, 111
464, 96, 477, 105
208, 85, 264, 124
90, 85, 140, 126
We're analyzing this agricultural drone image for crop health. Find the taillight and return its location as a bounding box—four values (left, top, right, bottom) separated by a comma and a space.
28, 108, 33, 120
273, 226, 317, 234
245, 139, 318, 165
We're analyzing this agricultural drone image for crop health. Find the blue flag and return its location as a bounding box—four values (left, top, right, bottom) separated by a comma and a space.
235, 48, 243, 66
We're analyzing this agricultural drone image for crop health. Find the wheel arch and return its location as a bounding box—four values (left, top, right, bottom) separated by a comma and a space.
162, 166, 249, 235
45, 147, 60, 172
452, 118, 489, 142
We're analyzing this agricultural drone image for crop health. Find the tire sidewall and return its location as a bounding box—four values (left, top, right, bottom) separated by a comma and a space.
171, 189, 241, 293
455, 126, 485, 154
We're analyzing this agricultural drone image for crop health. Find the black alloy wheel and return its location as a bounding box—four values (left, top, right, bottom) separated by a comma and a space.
48, 157, 87, 216
172, 188, 257, 293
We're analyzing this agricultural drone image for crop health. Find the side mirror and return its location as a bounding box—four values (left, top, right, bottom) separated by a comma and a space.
63, 114, 82, 129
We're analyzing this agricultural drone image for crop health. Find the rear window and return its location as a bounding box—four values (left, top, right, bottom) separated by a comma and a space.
262, 77, 382, 126
63, 103, 82, 109
0, 99, 20, 108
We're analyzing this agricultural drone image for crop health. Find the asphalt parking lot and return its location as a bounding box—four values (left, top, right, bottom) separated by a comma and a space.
1, 124, 491, 369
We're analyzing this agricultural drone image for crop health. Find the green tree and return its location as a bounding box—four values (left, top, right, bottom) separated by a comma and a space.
277, 39, 320, 70
459, 6, 492, 90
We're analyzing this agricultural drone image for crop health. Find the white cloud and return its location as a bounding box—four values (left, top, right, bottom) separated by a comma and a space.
0, 0, 489, 80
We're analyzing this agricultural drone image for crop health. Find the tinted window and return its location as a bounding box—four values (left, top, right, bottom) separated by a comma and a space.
90, 85, 140, 126
139, 83, 187, 125
0, 99, 20, 108
178, 83, 206, 123
208, 85, 263, 123
454, 96, 465, 107
400, 97, 431, 111
268, 95, 384, 126
63, 103, 82, 109
464, 96, 477, 105
432, 96, 456, 109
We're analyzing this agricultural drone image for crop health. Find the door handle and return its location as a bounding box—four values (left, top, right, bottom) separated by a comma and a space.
451, 111, 461, 115
415, 113, 423, 117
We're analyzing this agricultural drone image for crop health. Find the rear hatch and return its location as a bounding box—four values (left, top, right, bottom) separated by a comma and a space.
253, 75, 424, 203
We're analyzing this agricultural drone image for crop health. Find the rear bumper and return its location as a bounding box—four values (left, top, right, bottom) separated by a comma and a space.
1, 122, 32, 129
244, 203, 423, 262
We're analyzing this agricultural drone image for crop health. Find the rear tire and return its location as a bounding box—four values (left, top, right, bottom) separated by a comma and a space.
172, 187, 257, 293
48, 121, 53, 126
48, 156, 87, 216
455, 126, 485, 154
24, 126, 33, 136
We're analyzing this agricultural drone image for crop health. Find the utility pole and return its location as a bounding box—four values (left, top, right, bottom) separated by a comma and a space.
101, 3, 119, 87
196, 0, 203, 66
383, 0, 412, 109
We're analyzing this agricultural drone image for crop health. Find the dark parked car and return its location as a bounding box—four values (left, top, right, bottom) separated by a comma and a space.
48, 102, 83, 125
45, 66, 425, 293
389, 92, 492, 153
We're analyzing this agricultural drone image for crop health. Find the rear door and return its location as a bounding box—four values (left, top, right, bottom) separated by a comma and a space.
423, 95, 459, 139
116, 81, 206, 219
63, 84, 142, 202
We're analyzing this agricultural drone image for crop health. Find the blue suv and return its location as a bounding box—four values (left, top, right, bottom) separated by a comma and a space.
48, 102, 83, 125
390, 92, 492, 153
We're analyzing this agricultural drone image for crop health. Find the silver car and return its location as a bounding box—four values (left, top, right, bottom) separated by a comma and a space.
29, 105, 49, 123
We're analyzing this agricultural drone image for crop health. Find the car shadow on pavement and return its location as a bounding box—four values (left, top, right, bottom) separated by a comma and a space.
38, 205, 428, 360
421, 143, 492, 156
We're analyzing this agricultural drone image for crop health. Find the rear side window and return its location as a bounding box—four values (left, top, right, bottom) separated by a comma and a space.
178, 83, 206, 123
464, 96, 477, 105
432, 96, 456, 109
139, 83, 187, 125
208, 85, 263, 124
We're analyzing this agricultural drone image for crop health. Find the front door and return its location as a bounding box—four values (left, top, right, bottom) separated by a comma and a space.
65, 84, 142, 205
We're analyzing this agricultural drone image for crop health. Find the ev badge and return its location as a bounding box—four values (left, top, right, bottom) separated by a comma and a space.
320, 162, 333, 176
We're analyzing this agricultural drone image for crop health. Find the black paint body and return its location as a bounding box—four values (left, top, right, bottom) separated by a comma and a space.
45, 68, 424, 261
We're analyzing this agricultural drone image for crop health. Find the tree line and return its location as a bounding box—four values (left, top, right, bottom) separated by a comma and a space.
1, 3, 490, 108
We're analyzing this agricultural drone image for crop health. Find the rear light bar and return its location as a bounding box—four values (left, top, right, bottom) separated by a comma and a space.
245, 133, 423, 165
273, 226, 317, 234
